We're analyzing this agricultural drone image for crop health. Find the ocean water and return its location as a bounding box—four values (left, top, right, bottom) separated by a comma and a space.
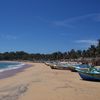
0, 62, 25, 72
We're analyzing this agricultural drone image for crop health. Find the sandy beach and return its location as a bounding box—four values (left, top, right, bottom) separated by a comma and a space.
0, 62, 100, 100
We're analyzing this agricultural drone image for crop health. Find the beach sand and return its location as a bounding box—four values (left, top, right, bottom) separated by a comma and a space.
0, 62, 100, 100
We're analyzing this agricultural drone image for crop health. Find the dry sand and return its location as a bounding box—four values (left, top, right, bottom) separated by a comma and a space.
0, 62, 100, 100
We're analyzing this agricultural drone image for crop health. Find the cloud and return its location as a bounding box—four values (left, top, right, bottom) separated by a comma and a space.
53, 21, 74, 28
75, 39, 98, 45
35, 13, 100, 28
53, 13, 100, 27
0, 34, 17, 40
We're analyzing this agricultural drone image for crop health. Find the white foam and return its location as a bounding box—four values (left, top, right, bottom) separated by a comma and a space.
0, 63, 26, 72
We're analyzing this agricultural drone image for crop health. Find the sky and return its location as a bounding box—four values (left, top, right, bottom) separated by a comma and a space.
0, 0, 100, 53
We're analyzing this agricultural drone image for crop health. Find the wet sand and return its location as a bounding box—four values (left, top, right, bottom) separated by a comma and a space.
0, 62, 100, 100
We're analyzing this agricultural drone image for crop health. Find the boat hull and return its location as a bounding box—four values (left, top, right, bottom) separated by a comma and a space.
50, 65, 70, 70
78, 71, 100, 81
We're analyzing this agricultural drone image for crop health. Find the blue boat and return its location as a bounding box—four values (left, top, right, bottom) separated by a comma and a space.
76, 68, 100, 81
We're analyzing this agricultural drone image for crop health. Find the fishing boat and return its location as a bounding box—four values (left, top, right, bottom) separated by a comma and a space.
49, 63, 70, 70
69, 64, 90, 72
76, 67, 100, 81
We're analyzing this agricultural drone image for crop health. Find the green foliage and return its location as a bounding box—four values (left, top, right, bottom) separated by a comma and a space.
0, 39, 100, 61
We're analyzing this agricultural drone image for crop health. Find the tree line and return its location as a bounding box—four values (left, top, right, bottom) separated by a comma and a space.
0, 39, 100, 61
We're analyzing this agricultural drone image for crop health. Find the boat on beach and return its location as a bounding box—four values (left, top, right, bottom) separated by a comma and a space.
68, 64, 90, 72
49, 63, 70, 70
76, 67, 100, 81
45, 61, 71, 70
45, 61, 83, 70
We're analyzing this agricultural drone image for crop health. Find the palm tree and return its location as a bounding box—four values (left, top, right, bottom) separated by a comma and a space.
95, 39, 100, 57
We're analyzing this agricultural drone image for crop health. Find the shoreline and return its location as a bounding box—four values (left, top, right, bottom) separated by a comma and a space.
0, 62, 32, 79
0, 62, 100, 100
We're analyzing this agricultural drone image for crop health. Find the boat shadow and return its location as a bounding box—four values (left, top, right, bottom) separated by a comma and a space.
80, 79, 100, 82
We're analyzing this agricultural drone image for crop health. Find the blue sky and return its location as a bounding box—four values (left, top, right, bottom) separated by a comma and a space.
0, 0, 100, 53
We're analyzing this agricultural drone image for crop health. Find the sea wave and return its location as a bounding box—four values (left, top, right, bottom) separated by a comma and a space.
0, 63, 26, 72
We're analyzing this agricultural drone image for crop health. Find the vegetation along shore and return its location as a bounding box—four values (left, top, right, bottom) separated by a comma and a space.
0, 39, 100, 65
